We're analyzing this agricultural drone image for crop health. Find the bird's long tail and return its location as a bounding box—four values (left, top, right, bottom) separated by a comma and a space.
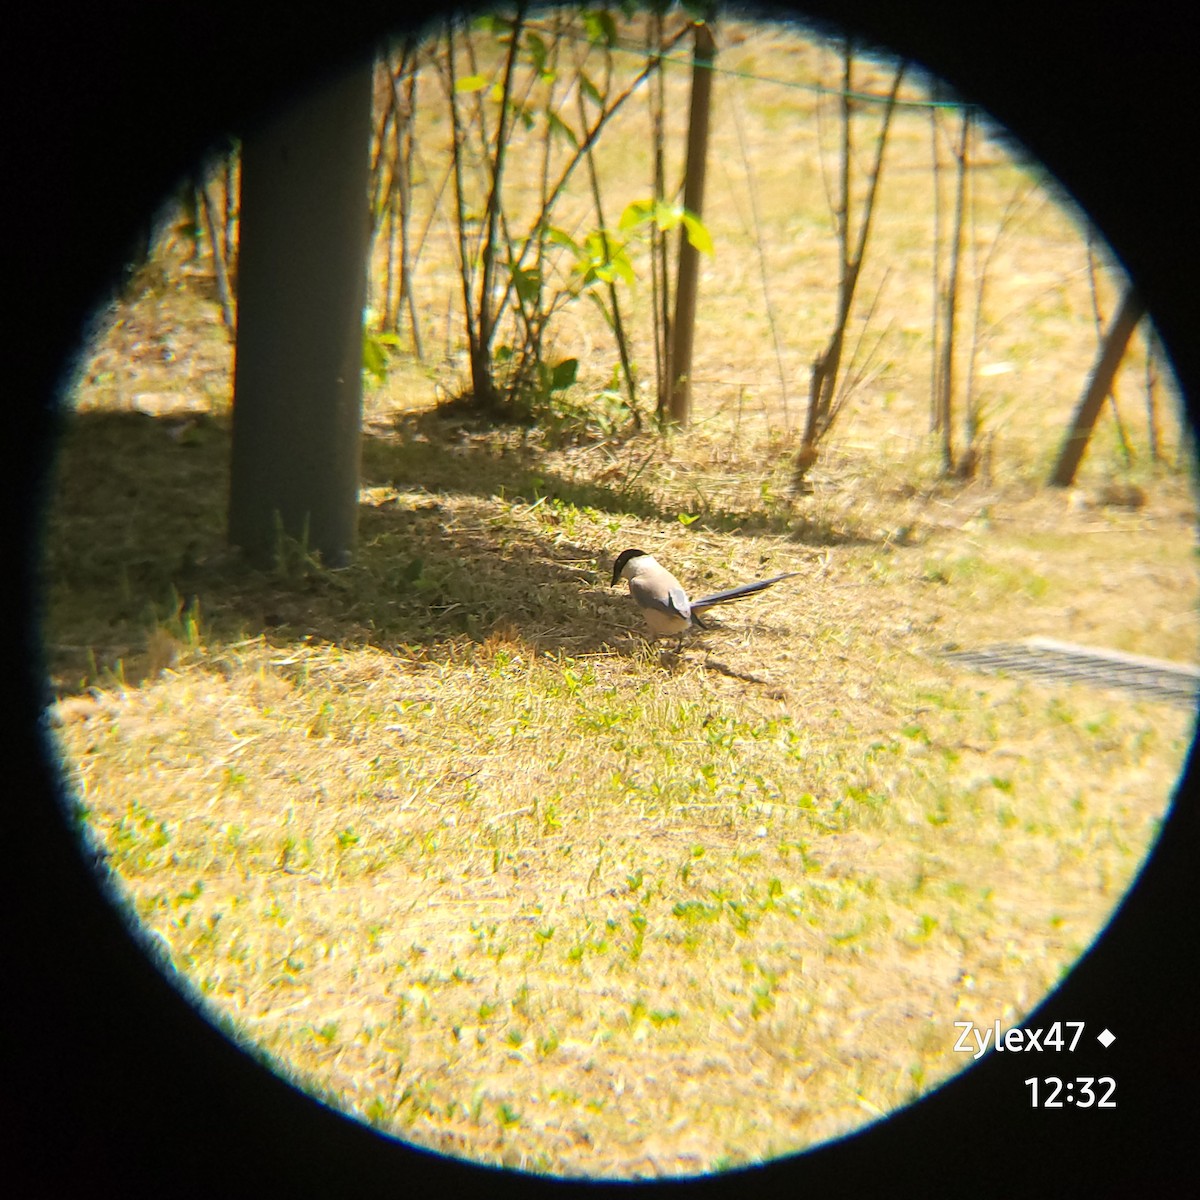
690, 571, 799, 612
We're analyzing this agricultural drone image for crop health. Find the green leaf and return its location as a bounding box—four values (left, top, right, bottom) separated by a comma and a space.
573, 261, 599, 287
362, 334, 388, 383
609, 248, 636, 286
585, 228, 627, 261
582, 10, 618, 47
550, 358, 579, 391
579, 230, 634, 287
654, 200, 683, 230
619, 199, 708, 244
579, 71, 603, 106
547, 110, 578, 147
593, 252, 635, 287
618, 199, 655, 231
681, 210, 715, 256
472, 13, 512, 35
525, 31, 547, 73
455, 74, 489, 94
545, 226, 581, 253
586, 290, 617, 332
511, 265, 542, 304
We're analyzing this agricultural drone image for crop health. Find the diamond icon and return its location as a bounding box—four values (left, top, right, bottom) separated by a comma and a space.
1097, 1028, 1116, 1048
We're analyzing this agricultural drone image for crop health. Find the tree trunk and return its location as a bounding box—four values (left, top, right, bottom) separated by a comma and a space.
650, 9, 670, 419
938, 104, 969, 475
1049, 287, 1145, 487
228, 62, 373, 568
667, 20, 715, 426
198, 177, 235, 332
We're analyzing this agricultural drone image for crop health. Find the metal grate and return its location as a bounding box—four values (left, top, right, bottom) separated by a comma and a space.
941, 636, 1200, 709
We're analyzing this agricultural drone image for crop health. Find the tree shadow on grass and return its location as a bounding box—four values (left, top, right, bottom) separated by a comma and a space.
367, 406, 882, 544
40, 406, 881, 696
41, 410, 623, 695
363, 408, 665, 523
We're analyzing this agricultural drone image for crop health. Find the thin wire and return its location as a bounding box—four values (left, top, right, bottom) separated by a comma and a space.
523, 17, 974, 111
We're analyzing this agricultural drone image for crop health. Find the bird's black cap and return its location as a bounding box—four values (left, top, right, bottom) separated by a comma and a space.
611, 547, 648, 587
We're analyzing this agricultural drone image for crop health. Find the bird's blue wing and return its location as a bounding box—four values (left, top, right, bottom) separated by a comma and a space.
666, 585, 691, 620
629, 576, 692, 621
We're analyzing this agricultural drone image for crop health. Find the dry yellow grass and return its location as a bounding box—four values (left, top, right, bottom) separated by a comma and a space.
44, 8, 1197, 1181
